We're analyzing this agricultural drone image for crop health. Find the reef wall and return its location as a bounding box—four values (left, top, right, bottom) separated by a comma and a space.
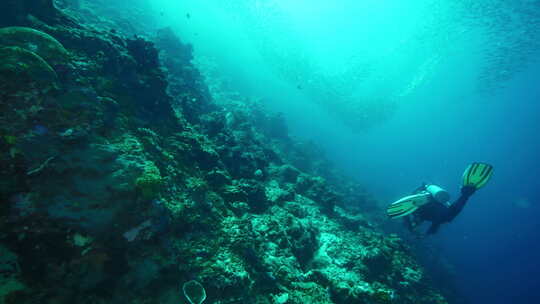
0, 2, 457, 304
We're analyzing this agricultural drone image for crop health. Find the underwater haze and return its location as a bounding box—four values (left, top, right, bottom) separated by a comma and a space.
152, 0, 540, 302
1, 0, 540, 303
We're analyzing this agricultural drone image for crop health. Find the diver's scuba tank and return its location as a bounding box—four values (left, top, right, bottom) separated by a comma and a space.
425, 184, 450, 204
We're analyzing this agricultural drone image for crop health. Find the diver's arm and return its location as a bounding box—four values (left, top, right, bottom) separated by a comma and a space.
424, 186, 475, 235
444, 186, 476, 222
427, 222, 441, 234
412, 183, 427, 194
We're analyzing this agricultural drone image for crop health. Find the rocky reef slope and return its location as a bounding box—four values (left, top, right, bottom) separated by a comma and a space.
0, 2, 452, 304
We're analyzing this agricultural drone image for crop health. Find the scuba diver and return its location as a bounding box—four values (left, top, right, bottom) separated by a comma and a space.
386, 162, 493, 235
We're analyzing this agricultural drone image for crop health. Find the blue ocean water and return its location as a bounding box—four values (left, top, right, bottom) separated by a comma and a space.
345, 63, 540, 304
154, 0, 540, 302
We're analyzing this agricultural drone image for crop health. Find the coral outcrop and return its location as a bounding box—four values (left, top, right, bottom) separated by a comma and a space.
0, 26, 69, 96
0, 27, 69, 65
0, 46, 57, 92
0, 2, 460, 304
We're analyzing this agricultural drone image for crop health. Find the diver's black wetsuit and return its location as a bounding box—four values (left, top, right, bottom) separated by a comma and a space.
406, 184, 476, 234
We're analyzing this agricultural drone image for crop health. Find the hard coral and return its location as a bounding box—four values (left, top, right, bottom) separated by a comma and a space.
135, 162, 163, 200
0, 27, 69, 65
0, 46, 57, 94
126, 36, 160, 71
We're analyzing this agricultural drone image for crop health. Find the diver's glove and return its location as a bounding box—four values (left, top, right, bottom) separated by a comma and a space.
461, 185, 477, 198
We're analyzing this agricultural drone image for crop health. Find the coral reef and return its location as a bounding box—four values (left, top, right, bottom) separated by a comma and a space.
0, 2, 460, 304
0, 27, 69, 64
0, 26, 69, 97
0, 46, 57, 93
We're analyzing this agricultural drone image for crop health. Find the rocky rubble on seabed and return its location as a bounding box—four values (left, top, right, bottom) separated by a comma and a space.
0, 2, 454, 304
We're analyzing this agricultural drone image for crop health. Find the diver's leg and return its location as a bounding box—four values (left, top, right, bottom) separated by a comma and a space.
404, 215, 418, 232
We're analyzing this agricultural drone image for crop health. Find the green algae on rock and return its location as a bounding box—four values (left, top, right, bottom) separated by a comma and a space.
135, 161, 163, 200
0, 244, 25, 303
0, 27, 69, 65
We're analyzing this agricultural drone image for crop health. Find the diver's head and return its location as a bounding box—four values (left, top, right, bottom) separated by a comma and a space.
425, 184, 450, 204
